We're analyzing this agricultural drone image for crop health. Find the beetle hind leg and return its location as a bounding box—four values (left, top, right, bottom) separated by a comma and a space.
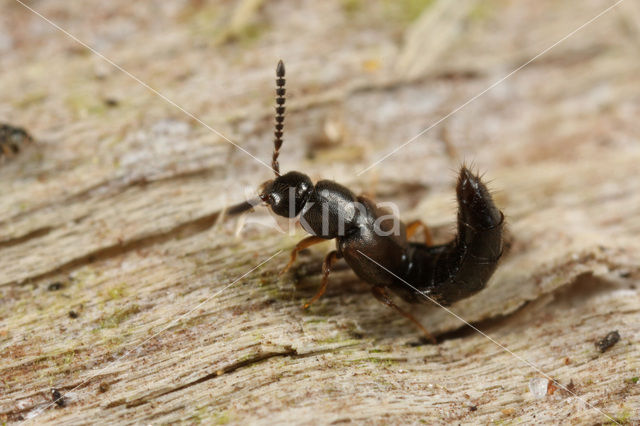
406, 220, 434, 246
371, 286, 437, 344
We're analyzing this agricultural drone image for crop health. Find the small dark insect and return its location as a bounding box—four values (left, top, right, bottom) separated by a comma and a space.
0, 123, 33, 161
51, 388, 65, 407
103, 97, 119, 107
231, 61, 504, 342
47, 282, 64, 291
68, 310, 79, 319
595, 330, 620, 353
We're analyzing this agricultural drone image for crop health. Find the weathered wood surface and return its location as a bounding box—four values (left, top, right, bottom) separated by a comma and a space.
1, 0, 639, 424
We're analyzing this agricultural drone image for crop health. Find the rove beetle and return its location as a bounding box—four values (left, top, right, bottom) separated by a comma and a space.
233, 61, 504, 343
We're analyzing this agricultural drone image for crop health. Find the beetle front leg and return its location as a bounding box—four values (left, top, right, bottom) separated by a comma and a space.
280, 236, 326, 276
303, 250, 341, 309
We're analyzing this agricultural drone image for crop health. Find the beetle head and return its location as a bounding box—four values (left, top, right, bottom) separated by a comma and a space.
260, 171, 313, 218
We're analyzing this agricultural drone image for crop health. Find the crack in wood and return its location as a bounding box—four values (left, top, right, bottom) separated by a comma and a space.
117, 349, 298, 409
0, 226, 54, 248
105, 344, 360, 410
0, 166, 221, 229
1, 209, 224, 287
0, 375, 117, 421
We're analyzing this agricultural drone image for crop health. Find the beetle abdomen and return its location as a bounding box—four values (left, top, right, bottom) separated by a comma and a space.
404, 167, 504, 305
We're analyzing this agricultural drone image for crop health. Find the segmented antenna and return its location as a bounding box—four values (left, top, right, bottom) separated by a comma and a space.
272, 60, 286, 176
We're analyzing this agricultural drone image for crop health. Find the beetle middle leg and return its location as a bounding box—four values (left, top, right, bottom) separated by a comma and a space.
303, 250, 341, 309
405, 220, 433, 246
371, 286, 437, 344
280, 236, 326, 276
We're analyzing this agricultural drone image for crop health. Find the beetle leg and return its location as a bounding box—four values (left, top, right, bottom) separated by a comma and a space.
371, 286, 437, 344
1, 142, 12, 157
303, 250, 341, 309
280, 236, 326, 276
406, 220, 433, 246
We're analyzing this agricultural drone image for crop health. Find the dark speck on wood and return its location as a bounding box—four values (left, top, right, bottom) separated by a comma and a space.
595, 330, 620, 353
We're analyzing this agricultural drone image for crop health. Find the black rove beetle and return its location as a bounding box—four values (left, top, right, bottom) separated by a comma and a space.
234, 61, 505, 343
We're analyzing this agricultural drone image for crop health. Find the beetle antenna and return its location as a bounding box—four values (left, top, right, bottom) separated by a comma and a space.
272, 60, 286, 177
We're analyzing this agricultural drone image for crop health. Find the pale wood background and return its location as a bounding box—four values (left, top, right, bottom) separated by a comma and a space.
1, 0, 639, 424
